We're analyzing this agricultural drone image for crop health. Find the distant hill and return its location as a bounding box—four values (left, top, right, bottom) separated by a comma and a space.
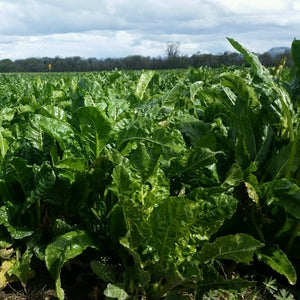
267, 47, 290, 57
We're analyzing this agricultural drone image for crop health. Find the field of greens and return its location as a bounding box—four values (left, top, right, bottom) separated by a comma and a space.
0, 39, 299, 299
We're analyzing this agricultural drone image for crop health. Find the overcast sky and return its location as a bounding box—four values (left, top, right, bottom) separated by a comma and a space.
0, 0, 299, 60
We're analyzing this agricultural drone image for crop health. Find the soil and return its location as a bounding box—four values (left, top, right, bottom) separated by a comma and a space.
0, 263, 103, 300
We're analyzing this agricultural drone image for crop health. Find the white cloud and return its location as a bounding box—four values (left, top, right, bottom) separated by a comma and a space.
0, 0, 299, 60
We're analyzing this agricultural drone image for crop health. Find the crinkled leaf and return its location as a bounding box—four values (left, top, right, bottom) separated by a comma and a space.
38, 105, 68, 121
199, 233, 264, 263
221, 73, 260, 108
135, 70, 155, 100
227, 37, 273, 85
77, 106, 112, 160
45, 230, 97, 300
5, 157, 33, 197
161, 81, 185, 109
262, 179, 300, 219
110, 157, 140, 199
189, 187, 238, 239
0, 259, 16, 289
0, 129, 9, 158
256, 245, 297, 285
0, 205, 33, 239
104, 283, 129, 300
33, 114, 75, 151
221, 163, 243, 188
8, 247, 35, 285
90, 259, 117, 283
129, 142, 160, 183
149, 196, 199, 265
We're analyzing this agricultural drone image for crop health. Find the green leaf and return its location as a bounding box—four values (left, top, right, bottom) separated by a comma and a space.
129, 142, 160, 183
149, 196, 199, 265
262, 179, 300, 220
8, 248, 35, 285
110, 157, 140, 199
28, 162, 56, 210
90, 259, 117, 283
0, 205, 33, 239
45, 230, 97, 300
221, 163, 243, 188
77, 106, 112, 161
256, 245, 297, 285
161, 81, 185, 109
135, 70, 155, 100
227, 37, 273, 85
189, 188, 238, 239
32, 114, 75, 151
104, 283, 129, 300
221, 73, 260, 108
5, 157, 33, 197
199, 233, 264, 263
38, 105, 68, 121
0, 129, 9, 159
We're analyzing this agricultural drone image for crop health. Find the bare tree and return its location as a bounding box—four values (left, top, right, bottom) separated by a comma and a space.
166, 42, 180, 59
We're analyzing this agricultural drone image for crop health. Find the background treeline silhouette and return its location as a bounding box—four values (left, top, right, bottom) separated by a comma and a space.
0, 50, 292, 72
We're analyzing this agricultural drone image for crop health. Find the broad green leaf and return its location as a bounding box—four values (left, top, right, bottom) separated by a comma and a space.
0, 259, 15, 289
5, 157, 33, 197
199, 233, 264, 263
256, 245, 297, 285
262, 179, 300, 219
77, 106, 112, 161
129, 142, 160, 183
227, 37, 273, 85
0, 205, 33, 239
221, 73, 260, 108
190, 81, 204, 104
179, 117, 213, 148
38, 105, 68, 121
45, 230, 97, 300
221, 163, 243, 188
0, 129, 9, 158
255, 126, 274, 168
118, 118, 185, 160
32, 114, 75, 151
135, 70, 155, 100
29, 162, 56, 205
8, 247, 35, 285
90, 259, 117, 283
244, 182, 259, 204
189, 187, 238, 239
161, 81, 185, 109
104, 283, 129, 300
54, 157, 86, 171
110, 157, 140, 199
0, 107, 15, 123
149, 196, 199, 265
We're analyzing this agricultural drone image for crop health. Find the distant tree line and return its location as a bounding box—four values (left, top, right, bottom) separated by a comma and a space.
0, 49, 292, 73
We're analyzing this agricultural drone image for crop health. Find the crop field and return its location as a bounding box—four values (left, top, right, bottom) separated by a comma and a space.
0, 39, 299, 299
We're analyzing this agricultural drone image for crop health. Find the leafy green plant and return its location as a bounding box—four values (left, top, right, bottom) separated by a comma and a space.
0, 38, 299, 299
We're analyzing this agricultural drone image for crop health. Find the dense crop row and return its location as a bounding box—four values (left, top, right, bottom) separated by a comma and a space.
0, 39, 299, 299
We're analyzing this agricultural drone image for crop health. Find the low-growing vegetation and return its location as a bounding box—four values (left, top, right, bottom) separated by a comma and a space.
0, 38, 299, 299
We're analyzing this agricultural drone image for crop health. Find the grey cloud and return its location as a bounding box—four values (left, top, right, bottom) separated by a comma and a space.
0, 0, 299, 59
